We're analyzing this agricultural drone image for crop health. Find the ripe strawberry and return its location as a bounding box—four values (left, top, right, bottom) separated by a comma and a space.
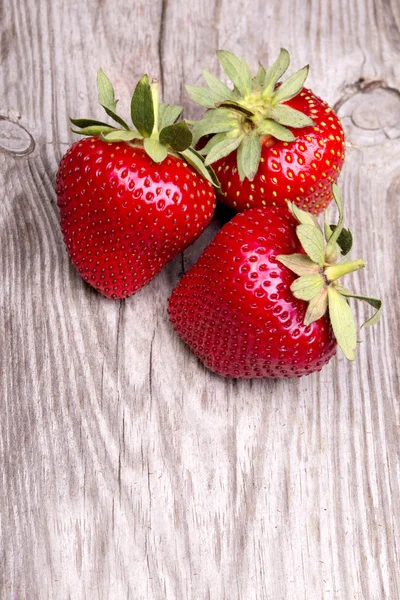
187, 49, 345, 215
56, 70, 217, 299
168, 186, 381, 378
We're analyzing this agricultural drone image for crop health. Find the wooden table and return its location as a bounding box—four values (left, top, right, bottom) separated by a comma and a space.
1, 1, 399, 598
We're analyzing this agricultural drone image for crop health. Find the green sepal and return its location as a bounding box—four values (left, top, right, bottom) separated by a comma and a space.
131, 75, 155, 138
97, 69, 130, 130
100, 129, 143, 143
252, 63, 267, 90
296, 224, 325, 266
69, 117, 112, 129
257, 119, 295, 142
71, 125, 118, 136
236, 134, 261, 181
335, 287, 383, 328
262, 48, 290, 97
202, 69, 237, 100
204, 133, 245, 166
158, 104, 183, 130
269, 104, 315, 128
304, 288, 328, 325
290, 274, 325, 301
186, 49, 313, 180
143, 138, 168, 163
159, 121, 192, 152
191, 109, 238, 145
280, 184, 381, 360
272, 65, 309, 104
185, 85, 224, 108
325, 183, 345, 260
97, 68, 118, 112
198, 132, 228, 155
180, 147, 220, 188
276, 253, 320, 276
287, 202, 318, 227
216, 50, 252, 97
328, 286, 357, 360
329, 224, 353, 256
102, 108, 130, 131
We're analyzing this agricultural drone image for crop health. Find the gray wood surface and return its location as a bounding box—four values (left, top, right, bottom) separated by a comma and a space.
1, 0, 399, 598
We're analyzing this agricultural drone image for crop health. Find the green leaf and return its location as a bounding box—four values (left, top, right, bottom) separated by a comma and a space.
262, 48, 291, 97
202, 69, 237, 100
180, 147, 220, 187
257, 119, 295, 142
272, 65, 309, 104
296, 224, 325, 266
276, 253, 320, 276
269, 104, 315, 128
236, 134, 261, 181
216, 50, 252, 97
328, 286, 357, 360
204, 134, 245, 166
185, 85, 222, 108
70, 117, 112, 129
290, 274, 324, 301
336, 287, 382, 328
159, 121, 193, 152
131, 75, 155, 137
158, 103, 183, 130
304, 288, 328, 325
329, 224, 353, 256
71, 125, 118, 136
287, 202, 318, 226
143, 138, 168, 163
101, 129, 142, 142
191, 109, 237, 145
97, 69, 130, 130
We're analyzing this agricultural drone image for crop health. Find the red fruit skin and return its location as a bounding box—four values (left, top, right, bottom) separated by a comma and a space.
168, 207, 337, 378
213, 89, 345, 215
56, 137, 216, 299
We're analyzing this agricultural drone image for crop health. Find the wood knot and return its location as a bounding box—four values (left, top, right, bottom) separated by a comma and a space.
0, 117, 35, 155
335, 79, 400, 146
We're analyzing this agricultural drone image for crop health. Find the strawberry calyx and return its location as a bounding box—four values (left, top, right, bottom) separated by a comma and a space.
186, 48, 315, 181
276, 184, 382, 360
70, 70, 218, 186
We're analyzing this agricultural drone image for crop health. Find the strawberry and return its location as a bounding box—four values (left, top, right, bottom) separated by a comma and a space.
168, 186, 381, 378
56, 70, 217, 299
187, 49, 345, 215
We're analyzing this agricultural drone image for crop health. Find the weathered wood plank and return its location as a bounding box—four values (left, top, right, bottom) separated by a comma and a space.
1, 0, 399, 598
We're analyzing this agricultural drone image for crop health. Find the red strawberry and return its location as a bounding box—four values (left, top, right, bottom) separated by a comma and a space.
187, 49, 345, 215
56, 70, 217, 299
168, 186, 381, 378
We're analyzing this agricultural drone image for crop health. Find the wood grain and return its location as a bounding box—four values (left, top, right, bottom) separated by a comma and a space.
1, 0, 400, 598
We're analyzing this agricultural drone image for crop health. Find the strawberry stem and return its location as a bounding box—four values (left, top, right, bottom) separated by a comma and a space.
325, 259, 365, 282
151, 79, 160, 137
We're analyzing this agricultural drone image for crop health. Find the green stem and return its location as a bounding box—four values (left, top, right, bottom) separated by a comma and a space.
151, 79, 160, 137
325, 259, 365, 282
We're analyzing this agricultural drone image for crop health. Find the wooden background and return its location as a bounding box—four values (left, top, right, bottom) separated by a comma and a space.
1, 0, 399, 598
